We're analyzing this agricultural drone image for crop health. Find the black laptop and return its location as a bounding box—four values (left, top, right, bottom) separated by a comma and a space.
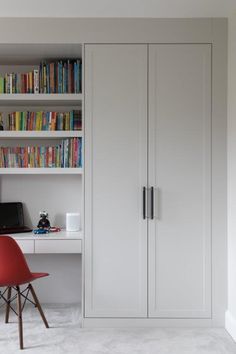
0, 202, 32, 234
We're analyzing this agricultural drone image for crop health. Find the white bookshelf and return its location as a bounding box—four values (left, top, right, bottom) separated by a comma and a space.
0, 167, 83, 175
11, 229, 83, 240
0, 131, 82, 139
0, 93, 82, 106
0, 44, 84, 252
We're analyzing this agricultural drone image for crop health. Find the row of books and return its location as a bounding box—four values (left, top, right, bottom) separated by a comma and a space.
7, 110, 82, 131
0, 59, 82, 94
0, 138, 82, 168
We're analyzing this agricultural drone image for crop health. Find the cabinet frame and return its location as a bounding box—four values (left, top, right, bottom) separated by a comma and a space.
83, 19, 227, 326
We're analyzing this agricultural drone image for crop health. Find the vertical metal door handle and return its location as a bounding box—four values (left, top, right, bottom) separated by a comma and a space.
150, 187, 154, 219
143, 187, 146, 219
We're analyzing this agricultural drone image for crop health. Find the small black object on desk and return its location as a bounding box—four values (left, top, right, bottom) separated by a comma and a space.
37, 211, 50, 229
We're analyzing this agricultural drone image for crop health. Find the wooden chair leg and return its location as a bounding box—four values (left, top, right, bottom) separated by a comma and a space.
16, 286, 24, 350
28, 284, 49, 328
5, 286, 12, 323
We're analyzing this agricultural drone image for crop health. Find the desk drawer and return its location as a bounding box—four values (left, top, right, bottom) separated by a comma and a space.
35, 239, 82, 254
16, 240, 34, 254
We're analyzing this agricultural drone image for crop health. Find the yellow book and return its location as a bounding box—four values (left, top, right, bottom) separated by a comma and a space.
15, 111, 20, 131
29, 72, 33, 93
39, 112, 43, 131
36, 112, 42, 131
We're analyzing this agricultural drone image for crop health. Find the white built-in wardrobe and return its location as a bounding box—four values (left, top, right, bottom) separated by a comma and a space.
84, 44, 211, 319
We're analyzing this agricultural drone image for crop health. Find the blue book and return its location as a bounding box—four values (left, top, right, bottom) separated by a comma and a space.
78, 60, 81, 92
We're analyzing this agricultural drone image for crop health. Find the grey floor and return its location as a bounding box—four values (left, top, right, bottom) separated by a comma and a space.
0, 304, 236, 354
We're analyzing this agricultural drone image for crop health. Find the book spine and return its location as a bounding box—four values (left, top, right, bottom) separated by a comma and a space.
49, 63, 54, 94
46, 63, 50, 93
48, 146, 52, 167
34, 69, 39, 94
9, 74, 13, 94
68, 60, 71, 94
43, 63, 47, 93
29, 72, 33, 93
79, 137, 82, 167
0, 76, 4, 93
15, 111, 20, 131
59, 61, 63, 94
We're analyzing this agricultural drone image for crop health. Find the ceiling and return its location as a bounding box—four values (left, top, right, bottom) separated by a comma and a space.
0, 0, 235, 18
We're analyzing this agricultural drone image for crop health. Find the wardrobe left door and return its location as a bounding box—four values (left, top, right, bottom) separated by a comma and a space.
84, 45, 148, 317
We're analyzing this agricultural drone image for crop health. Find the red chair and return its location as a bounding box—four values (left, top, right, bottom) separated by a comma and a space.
0, 236, 49, 350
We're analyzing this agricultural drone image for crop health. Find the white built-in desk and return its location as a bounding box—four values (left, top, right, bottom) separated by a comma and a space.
3, 230, 83, 254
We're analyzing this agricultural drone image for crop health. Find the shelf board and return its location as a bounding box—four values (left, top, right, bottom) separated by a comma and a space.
0, 93, 82, 106
0, 131, 82, 139
0, 168, 83, 175
10, 230, 83, 240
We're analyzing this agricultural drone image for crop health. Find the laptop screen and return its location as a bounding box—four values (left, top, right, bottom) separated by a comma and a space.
0, 202, 24, 228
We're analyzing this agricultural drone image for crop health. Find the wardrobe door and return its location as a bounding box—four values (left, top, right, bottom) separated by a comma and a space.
148, 44, 211, 318
85, 45, 148, 317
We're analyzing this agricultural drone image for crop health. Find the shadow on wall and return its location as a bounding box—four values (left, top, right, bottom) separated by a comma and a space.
23, 203, 33, 228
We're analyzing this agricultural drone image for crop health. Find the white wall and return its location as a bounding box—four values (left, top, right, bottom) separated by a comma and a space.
226, 11, 236, 340
0, 0, 234, 18
0, 175, 82, 228
25, 254, 82, 304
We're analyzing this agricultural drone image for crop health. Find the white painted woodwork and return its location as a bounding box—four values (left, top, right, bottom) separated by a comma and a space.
0, 18, 220, 45
5, 231, 83, 254
0, 168, 83, 174
0, 2, 233, 19
148, 44, 212, 318
85, 44, 148, 317
83, 317, 213, 327
15, 239, 34, 254
35, 239, 82, 254
11, 230, 83, 240
0, 131, 82, 139
0, 93, 82, 106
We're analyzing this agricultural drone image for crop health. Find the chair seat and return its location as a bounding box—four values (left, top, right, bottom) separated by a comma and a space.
27, 272, 49, 284
32, 272, 49, 280
0, 272, 49, 287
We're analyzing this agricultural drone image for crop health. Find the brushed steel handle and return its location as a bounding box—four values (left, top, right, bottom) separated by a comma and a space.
143, 187, 146, 219
150, 186, 154, 219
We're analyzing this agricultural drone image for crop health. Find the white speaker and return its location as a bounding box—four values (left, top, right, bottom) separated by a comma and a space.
66, 213, 80, 232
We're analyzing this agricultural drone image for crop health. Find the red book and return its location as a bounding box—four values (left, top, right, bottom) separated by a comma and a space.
23, 148, 27, 168
74, 137, 78, 167
52, 112, 57, 130
30, 112, 34, 131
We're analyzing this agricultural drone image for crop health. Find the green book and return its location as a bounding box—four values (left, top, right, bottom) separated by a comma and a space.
0, 76, 4, 93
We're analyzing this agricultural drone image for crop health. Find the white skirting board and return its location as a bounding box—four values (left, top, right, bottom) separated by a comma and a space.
225, 311, 236, 341
82, 318, 213, 328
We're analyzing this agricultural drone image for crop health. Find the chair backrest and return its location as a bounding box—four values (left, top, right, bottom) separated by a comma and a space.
0, 236, 32, 286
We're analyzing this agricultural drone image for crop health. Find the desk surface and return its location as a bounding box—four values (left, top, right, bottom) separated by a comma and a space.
1, 230, 83, 240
